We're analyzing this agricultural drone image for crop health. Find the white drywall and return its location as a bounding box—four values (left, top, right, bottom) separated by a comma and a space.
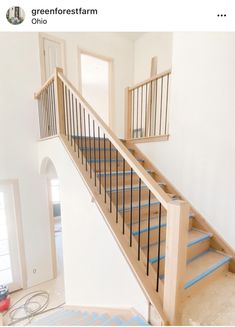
38, 137, 149, 318
134, 32, 173, 83
0, 32, 134, 288
136, 32, 235, 249
0, 32, 53, 287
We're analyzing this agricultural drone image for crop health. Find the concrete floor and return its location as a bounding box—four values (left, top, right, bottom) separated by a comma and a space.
3, 222, 65, 325
181, 272, 235, 325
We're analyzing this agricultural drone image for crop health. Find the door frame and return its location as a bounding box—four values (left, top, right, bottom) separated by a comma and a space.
39, 33, 66, 83
78, 48, 115, 129
0, 180, 27, 292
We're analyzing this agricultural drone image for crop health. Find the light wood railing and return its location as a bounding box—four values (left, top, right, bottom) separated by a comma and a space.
35, 68, 189, 325
125, 70, 171, 142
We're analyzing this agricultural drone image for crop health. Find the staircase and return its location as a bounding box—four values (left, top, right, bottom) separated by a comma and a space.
34, 68, 235, 325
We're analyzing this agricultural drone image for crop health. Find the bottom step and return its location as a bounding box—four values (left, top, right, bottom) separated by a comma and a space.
160, 249, 231, 291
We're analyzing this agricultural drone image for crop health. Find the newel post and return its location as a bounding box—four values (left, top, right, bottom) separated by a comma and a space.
125, 87, 132, 139
163, 200, 190, 325
54, 67, 65, 135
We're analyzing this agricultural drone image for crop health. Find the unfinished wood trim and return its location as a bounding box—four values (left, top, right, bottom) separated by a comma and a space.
163, 200, 189, 325
125, 140, 235, 273
58, 71, 171, 209
150, 56, 158, 77
34, 75, 54, 99
54, 67, 65, 135
129, 69, 171, 91
125, 87, 132, 139
58, 134, 168, 325
126, 135, 169, 144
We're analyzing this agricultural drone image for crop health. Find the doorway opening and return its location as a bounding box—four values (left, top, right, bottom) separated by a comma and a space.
0, 181, 25, 293
39, 33, 66, 83
79, 50, 114, 127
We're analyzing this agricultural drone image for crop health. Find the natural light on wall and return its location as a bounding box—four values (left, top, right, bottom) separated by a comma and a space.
51, 179, 60, 203
81, 53, 109, 125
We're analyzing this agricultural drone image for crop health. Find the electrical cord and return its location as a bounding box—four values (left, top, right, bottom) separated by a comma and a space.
3, 290, 65, 325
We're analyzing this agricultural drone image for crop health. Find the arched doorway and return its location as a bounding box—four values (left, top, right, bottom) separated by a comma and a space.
40, 157, 64, 281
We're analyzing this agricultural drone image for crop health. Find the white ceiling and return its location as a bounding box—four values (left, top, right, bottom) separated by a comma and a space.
115, 32, 146, 41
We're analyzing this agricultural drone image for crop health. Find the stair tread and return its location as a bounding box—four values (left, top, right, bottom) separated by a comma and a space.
118, 199, 160, 212
88, 158, 144, 163
142, 229, 212, 261
185, 249, 231, 289
130, 212, 194, 234
106, 182, 166, 193
97, 169, 153, 176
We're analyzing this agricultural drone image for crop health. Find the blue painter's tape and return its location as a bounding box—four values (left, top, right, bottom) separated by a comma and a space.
184, 256, 231, 289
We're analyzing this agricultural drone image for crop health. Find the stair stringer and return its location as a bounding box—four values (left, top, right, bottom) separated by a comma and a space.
124, 140, 235, 273
38, 136, 168, 325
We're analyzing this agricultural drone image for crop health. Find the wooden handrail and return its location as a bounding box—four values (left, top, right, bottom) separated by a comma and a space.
129, 69, 171, 91
34, 73, 55, 99
58, 71, 171, 209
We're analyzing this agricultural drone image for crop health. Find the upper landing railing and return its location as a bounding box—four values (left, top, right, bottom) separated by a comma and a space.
125, 70, 171, 142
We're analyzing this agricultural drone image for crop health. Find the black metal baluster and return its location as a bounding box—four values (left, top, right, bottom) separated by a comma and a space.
130, 168, 133, 247
109, 140, 112, 212
98, 126, 101, 193
79, 103, 83, 164
88, 114, 92, 177
165, 74, 170, 135
122, 159, 125, 234
138, 178, 142, 260
116, 149, 118, 223
104, 134, 107, 202
159, 77, 163, 136
75, 101, 80, 158
93, 120, 97, 186
147, 190, 151, 276
84, 109, 88, 171
156, 203, 162, 292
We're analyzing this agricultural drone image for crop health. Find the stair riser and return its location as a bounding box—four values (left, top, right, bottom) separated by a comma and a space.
78, 149, 134, 160
150, 239, 211, 275
135, 219, 193, 246
183, 262, 229, 299
110, 188, 154, 205
119, 204, 161, 222
99, 172, 153, 186
90, 160, 144, 173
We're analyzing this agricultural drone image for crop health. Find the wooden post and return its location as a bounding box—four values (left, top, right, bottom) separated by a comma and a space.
54, 67, 65, 135
125, 87, 132, 139
163, 200, 189, 325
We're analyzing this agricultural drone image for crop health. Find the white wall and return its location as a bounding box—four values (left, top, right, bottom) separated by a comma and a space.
134, 32, 173, 83
136, 32, 235, 249
0, 33, 53, 287
0, 32, 134, 289
38, 138, 149, 318
49, 32, 134, 137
